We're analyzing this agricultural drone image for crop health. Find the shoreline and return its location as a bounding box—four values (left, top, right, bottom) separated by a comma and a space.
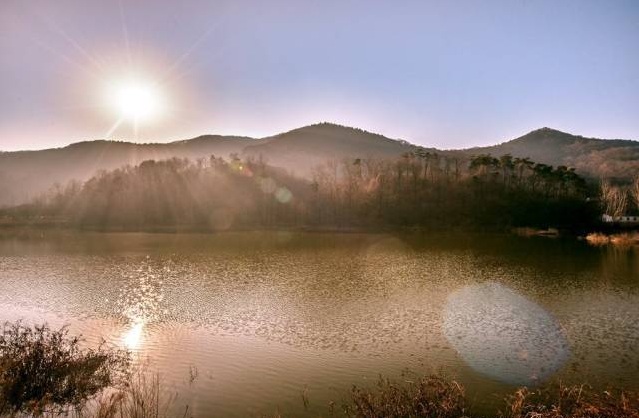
1, 221, 638, 248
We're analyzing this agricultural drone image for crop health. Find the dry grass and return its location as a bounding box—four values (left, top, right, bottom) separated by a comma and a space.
89, 366, 190, 418
610, 232, 639, 246
502, 383, 639, 418
0, 321, 190, 418
585, 232, 610, 245
263, 378, 639, 418
0, 322, 129, 417
342, 374, 468, 418
586, 231, 639, 247
2, 323, 637, 418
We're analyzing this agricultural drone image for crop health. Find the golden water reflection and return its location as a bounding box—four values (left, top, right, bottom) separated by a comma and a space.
117, 259, 168, 350
123, 320, 145, 349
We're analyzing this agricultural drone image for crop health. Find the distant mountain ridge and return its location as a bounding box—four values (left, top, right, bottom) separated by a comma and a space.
469, 127, 639, 180
0, 123, 637, 206
0, 135, 263, 206
242, 123, 431, 173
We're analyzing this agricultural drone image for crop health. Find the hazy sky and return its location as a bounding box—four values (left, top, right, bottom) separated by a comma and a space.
1, 0, 638, 151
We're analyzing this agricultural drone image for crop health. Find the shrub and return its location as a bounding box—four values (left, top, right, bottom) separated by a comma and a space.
92, 366, 189, 418
503, 383, 639, 418
0, 322, 129, 416
342, 374, 468, 418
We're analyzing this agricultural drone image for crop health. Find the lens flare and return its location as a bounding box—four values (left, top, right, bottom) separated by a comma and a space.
442, 281, 570, 385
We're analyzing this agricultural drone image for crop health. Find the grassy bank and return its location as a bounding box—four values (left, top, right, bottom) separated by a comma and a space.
585, 231, 639, 247
1, 322, 638, 417
332, 376, 639, 418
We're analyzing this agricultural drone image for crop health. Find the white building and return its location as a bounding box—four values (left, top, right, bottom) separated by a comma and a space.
602, 214, 639, 223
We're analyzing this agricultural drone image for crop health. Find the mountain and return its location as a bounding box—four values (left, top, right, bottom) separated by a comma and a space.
0, 135, 260, 206
0, 123, 417, 206
469, 127, 639, 180
242, 123, 421, 173
0, 123, 637, 206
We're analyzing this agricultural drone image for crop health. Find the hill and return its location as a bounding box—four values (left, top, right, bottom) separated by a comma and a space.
469, 127, 639, 180
242, 123, 422, 173
0, 123, 417, 206
0, 124, 637, 206
0, 135, 260, 206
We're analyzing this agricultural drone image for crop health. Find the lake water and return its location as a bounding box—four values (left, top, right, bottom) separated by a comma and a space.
0, 231, 637, 416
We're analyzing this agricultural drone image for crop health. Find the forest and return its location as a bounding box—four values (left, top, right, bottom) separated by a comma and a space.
1, 151, 626, 232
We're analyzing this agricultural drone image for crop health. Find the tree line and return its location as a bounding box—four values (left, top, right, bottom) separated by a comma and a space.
308, 152, 596, 230
1, 152, 603, 231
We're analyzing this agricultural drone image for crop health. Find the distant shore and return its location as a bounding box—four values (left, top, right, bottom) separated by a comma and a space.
1, 221, 638, 249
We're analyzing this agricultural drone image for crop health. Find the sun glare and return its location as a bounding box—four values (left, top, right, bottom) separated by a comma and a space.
109, 79, 163, 123
123, 320, 144, 349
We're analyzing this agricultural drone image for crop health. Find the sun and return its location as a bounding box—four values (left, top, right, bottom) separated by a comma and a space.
109, 79, 164, 123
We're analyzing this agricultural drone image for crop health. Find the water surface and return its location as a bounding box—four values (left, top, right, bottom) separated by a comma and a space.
0, 231, 637, 416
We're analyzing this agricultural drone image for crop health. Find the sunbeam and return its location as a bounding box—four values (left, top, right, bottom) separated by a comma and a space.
118, 0, 133, 67
105, 117, 125, 138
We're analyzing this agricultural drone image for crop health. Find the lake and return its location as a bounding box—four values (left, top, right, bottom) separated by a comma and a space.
0, 230, 637, 416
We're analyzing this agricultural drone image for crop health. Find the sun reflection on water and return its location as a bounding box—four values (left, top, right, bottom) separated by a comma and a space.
117, 257, 170, 350
123, 320, 145, 349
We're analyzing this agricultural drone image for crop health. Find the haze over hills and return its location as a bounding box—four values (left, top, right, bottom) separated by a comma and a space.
471, 127, 639, 181
0, 135, 263, 206
0, 123, 637, 206
242, 123, 435, 174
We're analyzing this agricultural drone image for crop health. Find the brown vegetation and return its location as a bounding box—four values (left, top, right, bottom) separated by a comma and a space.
600, 179, 629, 218
2, 124, 637, 208
0, 321, 192, 418
585, 232, 610, 246
342, 375, 468, 418
340, 378, 639, 418
1, 152, 599, 232
90, 367, 190, 418
1, 323, 637, 418
261, 375, 639, 418
504, 384, 639, 418
0, 322, 129, 417
586, 232, 639, 247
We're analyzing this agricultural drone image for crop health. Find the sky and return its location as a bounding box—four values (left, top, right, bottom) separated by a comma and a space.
0, 0, 638, 151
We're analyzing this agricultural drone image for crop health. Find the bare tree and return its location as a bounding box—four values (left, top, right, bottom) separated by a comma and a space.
601, 179, 628, 218
632, 175, 639, 212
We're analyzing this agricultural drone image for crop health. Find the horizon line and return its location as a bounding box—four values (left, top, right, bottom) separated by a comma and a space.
1, 122, 638, 154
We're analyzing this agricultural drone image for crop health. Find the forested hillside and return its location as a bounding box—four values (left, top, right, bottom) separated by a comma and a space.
472, 127, 639, 180
0, 135, 259, 206
2, 152, 599, 232
1, 124, 637, 207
